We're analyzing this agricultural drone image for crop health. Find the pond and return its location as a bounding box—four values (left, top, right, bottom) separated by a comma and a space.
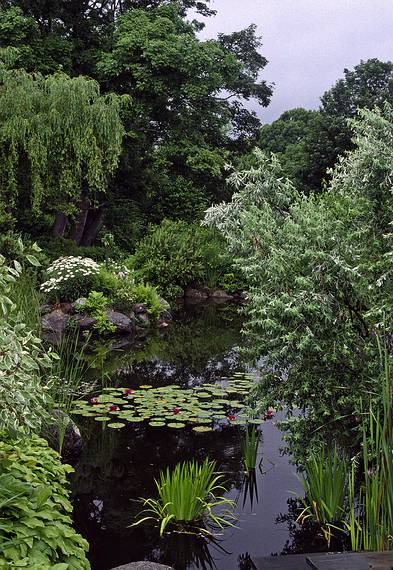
70, 301, 306, 570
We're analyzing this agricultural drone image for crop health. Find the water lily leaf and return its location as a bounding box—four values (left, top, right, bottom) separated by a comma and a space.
149, 421, 166, 427
167, 422, 186, 429
193, 426, 213, 432
108, 422, 126, 429
248, 419, 264, 425
94, 416, 109, 422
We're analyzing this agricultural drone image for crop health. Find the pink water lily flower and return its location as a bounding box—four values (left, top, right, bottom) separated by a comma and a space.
227, 414, 237, 422
124, 388, 135, 396
264, 409, 274, 420
90, 397, 99, 405
109, 404, 119, 412
172, 407, 181, 415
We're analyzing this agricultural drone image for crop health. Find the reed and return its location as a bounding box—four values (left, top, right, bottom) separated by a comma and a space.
131, 458, 235, 536
297, 446, 348, 545
241, 426, 260, 472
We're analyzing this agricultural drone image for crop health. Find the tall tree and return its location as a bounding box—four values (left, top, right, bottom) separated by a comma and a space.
0, 66, 125, 243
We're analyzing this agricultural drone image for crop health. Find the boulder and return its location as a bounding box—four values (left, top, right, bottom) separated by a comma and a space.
135, 312, 150, 328
159, 310, 172, 323
133, 303, 148, 314
40, 304, 53, 315
42, 309, 69, 336
106, 309, 134, 333
71, 298, 87, 312
112, 560, 173, 570
43, 410, 82, 463
185, 288, 209, 300
73, 315, 96, 330
209, 289, 234, 300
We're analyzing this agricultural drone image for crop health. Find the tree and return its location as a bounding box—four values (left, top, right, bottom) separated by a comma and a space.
0, 66, 125, 244
321, 58, 393, 119
205, 104, 393, 449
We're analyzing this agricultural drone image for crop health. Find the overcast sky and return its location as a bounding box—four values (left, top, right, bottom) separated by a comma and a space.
198, 0, 393, 124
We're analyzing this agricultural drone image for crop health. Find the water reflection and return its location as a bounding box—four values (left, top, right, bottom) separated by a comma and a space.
71, 302, 301, 570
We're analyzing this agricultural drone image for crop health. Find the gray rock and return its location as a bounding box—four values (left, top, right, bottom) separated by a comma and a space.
71, 297, 87, 312
106, 309, 134, 333
209, 289, 234, 300
135, 312, 150, 328
42, 309, 69, 335
74, 315, 96, 330
43, 410, 82, 462
159, 310, 172, 323
133, 303, 148, 314
112, 560, 173, 570
40, 304, 53, 315
185, 288, 209, 300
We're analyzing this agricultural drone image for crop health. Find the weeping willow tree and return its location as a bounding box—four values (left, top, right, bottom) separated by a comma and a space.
0, 65, 125, 244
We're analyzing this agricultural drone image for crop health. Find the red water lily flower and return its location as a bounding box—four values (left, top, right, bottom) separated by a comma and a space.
172, 407, 181, 415
90, 397, 99, 405
109, 404, 119, 412
227, 414, 237, 422
124, 388, 135, 396
264, 409, 274, 420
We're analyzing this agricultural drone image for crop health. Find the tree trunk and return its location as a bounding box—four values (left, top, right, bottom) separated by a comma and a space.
80, 207, 106, 246
70, 189, 90, 245
52, 211, 68, 237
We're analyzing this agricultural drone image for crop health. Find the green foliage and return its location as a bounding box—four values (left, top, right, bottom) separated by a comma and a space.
133, 220, 238, 299
0, 255, 53, 435
298, 447, 348, 545
77, 291, 116, 335
41, 256, 100, 302
241, 427, 260, 472
0, 434, 90, 568
205, 100, 393, 445
130, 458, 235, 536
125, 283, 165, 320
91, 266, 122, 298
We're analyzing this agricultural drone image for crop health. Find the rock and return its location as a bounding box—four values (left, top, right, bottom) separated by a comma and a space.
133, 303, 148, 314
185, 288, 209, 300
71, 298, 87, 312
159, 309, 172, 323
73, 315, 96, 330
106, 309, 134, 333
43, 410, 82, 463
135, 312, 150, 328
42, 309, 69, 336
110, 563, 173, 570
209, 289, 234, 300
59, 302, 73, 314
40, 304, 53, 315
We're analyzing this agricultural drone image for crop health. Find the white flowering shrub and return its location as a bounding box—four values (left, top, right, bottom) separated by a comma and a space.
41, 256, 99, 301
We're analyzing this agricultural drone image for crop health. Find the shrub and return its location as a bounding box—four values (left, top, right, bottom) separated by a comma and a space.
40, 256, 100, 301
0, 255, 53, 435
0, 434, 90, 569
91, 265, 122, 297
132, 220, 237, 299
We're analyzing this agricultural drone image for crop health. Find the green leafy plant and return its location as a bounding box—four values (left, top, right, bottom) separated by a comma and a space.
0, 434, 90, 569
241, 426, 260, 472
297, 446, 349, 545
130, 458, 235, 536
76, 291, 116, 335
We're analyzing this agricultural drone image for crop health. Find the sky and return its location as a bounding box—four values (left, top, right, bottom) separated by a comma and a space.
198, 0, 393, 124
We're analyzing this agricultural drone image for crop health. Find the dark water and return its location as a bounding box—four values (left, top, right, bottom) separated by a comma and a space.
71, 302, 305, 570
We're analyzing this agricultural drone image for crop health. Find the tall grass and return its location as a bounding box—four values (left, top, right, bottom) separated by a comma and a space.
298, 446, 348, 545
131, 458, 236, 536
8, 271, 41, 333
241, 426, 260, 472
345, 342, 393, 550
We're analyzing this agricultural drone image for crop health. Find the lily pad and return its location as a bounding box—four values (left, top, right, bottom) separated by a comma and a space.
167, 422, 186, 429
193, 426, 213, 433
107, 422, 126, 429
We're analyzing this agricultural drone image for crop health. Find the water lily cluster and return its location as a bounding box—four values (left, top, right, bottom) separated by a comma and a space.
40, 256, 99, 296
72, 374, 271, 432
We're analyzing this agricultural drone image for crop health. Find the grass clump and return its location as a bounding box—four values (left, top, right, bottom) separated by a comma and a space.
131, 458, 235, 536
241, 426, 260, 472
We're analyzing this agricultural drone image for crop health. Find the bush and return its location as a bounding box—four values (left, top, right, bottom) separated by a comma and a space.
91, 265, 122, 297
40, 256, 100, 302
132, 220, 238, 299
0, 434, 90, 569
113, 279, 166, 320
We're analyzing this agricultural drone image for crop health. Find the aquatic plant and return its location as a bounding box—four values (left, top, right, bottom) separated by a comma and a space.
130, 458, 235, 536
297, 446, 348, 545
72, 374, 264, 432
241, 426, 260, 472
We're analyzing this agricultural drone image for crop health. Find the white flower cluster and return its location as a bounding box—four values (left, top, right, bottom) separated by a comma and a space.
40, 256, 99, 294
